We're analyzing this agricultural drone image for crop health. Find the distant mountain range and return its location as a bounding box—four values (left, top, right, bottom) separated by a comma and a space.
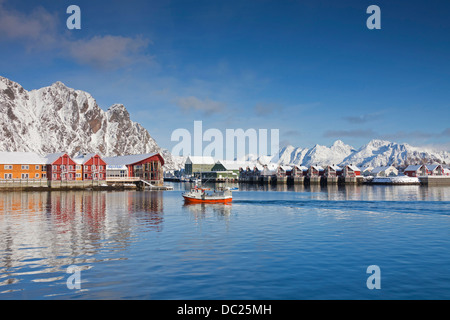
0, 76, 178, 169
2, 75, 449, 171
171, 139, 450, 170
272, 139, 450, 168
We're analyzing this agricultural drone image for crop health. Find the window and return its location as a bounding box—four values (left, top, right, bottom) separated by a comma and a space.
92, 165, 96, 170
76, 173, 81, 178
42, 165, 47, 171
76, 165, 81, 170
69, 173, 73, 179
61, 165, 65, 170
21, 165, 29, 170
99, 165, 103, 170
42, 173, 47, 179
21, 173, 29, 179
4, 165, 12, 170
53, 165, 57, 171
35, 165, 40, 170
35, 173, 40, 178
4, 173, 12, 179
53, 174, 57, 179
84, 166, 89, 171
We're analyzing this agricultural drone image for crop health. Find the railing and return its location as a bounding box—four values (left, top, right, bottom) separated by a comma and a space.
0, 179, 48, 183
106, 177, 140, 182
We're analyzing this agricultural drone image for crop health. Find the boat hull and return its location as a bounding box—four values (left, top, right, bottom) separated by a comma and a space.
183, 195, 232, 203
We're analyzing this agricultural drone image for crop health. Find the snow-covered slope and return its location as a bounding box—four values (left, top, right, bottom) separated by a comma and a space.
0, 76, 178, 169
173, 138, 450, 170
2, 76, 448, 171
340, 139, 450, 167
276, 139, 450, 167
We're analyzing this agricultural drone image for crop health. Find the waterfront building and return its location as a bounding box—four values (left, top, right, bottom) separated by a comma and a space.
426, 164, 444, 176
73, 153, 107, 181
404, 165, 427, 177
45, 153, 77, 181
370, 165, 399, 177
184, 156, 215, 175
104, 153, 164, 185
343, 165, 361, 177
211, 160, 250, 176
308, 165, 324, 177
0, 152, 47, 180
277, 165, 293, 178
292, 165, 308, 177
325, 165, 342, 177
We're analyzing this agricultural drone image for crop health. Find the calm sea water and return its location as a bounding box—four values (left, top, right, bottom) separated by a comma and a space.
1, 183, 450, 300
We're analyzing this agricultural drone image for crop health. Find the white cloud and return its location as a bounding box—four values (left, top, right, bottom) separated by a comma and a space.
0, 2, 59, 48
65, 35, 153, 70
0, 0, 152, 70
174, 96, 226, 116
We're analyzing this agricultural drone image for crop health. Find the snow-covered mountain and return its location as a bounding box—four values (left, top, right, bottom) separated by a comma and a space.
0, 76, 178, 169
173, 139, 450, 170
276, 139, 450, 168
2, 76, 448, 171
340, 139, 450, 168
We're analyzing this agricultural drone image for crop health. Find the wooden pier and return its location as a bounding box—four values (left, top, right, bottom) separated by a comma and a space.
0, 177, 174, 191
419, 176, 450, 186
238, 175, 365, 186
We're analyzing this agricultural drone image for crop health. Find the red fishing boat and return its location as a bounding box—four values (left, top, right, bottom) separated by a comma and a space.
182, 186, 233, 203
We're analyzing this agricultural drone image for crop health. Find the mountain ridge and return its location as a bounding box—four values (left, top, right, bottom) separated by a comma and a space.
0, 76, 178, 169
275, 139, 450, 168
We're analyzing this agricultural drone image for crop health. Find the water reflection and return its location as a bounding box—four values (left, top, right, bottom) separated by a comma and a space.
0, 191, 164, 294
182, 203, 232, 221
223, 183, 450, 202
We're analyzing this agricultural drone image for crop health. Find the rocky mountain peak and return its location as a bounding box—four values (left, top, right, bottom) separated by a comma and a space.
0, 75, 178, 169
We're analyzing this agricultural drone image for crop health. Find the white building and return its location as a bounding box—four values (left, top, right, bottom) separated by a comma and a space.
370, 165, 399, 177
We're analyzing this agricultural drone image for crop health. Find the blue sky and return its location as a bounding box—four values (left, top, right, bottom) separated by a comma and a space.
1, 0, 449, 154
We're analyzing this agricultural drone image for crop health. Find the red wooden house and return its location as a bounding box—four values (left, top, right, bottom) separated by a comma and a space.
404, 165, 427, 177
343, 165, 361, 177
325, 165, 343, 177
308, 165, 324, 177
426, 164, 444, 176
45, 153, 77, 181
74, 153, 107, 180
277, 165, 293, 178
104, 153, 165, 185
292, 165, 308, 177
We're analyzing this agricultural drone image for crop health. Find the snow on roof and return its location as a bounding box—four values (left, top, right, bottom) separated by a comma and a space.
346, 165, 360, 171
371, 166, 396, 174
310, 165, 324, 171
0, 152, 46, 165
279, 165, 293, 171
327, 165, 342, 171
251, 163, 264, 171
217, 160, 253, 171
103, 153, 158, 166
186, 156, 215, 165
44, 153, 67, 165
265, 163, 278, 170
293, 165, 308, 171
73, 153, 97, 165
426, 164, 441, 171
404, 165, 423, 171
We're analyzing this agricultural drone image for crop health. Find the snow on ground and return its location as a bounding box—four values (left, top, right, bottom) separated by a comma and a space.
371, 176, 420, 184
